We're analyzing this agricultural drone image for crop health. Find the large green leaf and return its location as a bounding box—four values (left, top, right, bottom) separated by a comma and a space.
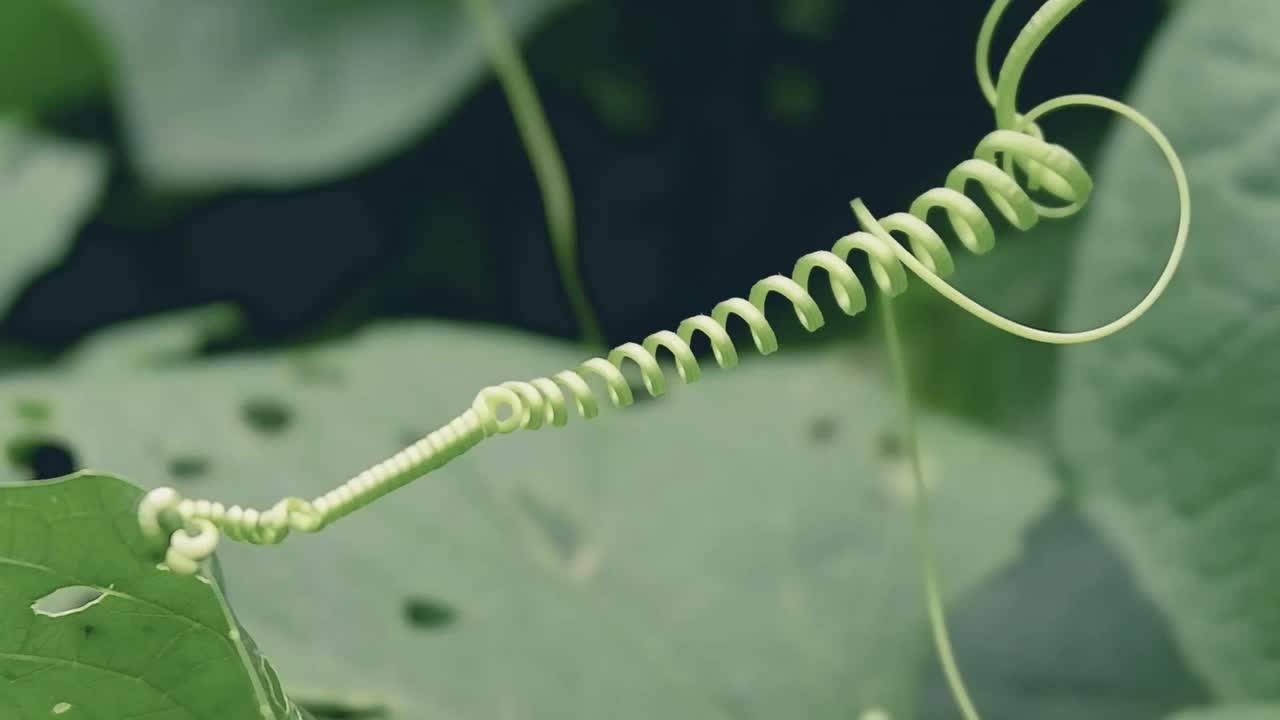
0, 122, 105, 316
69, 0, 567, 188
0, 316, 1054, 718
1055, 0, 1280, 700
0, 472, 310, 719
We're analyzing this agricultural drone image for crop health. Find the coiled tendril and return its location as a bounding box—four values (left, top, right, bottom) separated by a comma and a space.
139, 0, 1189, 582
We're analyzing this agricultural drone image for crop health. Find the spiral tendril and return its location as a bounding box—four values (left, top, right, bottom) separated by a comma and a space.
138, 0, 1189, 607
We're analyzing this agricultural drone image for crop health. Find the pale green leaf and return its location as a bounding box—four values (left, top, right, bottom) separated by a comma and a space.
1056, 0, 1280, 699
0, 316, 1055, 718
69, 0, 567, 188
0, 472, 310, 719
0, 122, 105, 315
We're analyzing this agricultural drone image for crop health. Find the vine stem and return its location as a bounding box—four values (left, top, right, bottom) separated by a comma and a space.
463, 0, 606, 349
879, 296, 981, 720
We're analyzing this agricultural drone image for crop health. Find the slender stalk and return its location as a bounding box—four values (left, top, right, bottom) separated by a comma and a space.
463, 0, 605, 348
879, 296, 981, 720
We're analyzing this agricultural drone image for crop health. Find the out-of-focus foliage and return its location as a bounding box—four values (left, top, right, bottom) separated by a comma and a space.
69, 0, 568, 187
1056, 0, 1280, 699
0, 122, 104, 314
0, 0, 105, 112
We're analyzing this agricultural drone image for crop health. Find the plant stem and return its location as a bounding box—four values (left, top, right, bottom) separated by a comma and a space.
878, 296, 981, 720
463, 0, 605, 349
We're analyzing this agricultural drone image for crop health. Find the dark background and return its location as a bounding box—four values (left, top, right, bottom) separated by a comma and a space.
9, 0, 1165, 355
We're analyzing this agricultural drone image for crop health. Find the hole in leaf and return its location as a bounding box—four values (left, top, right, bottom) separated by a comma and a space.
876, 430, 902, 460
7, 436, 78, 480
52, 702, 72, 715
32, 586, 105, 617
241, 397, 293, 435
402, 596, 458, 630
809, 416, 838, 444
168, 455, 211, 481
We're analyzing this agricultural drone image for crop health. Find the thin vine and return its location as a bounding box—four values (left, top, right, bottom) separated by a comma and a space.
462, 0, 605, 348
136, 2, 1191, 718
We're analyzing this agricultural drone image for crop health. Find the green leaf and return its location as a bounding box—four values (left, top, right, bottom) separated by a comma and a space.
0, 316, 1054, 717
0, 472, 310, 719
0, 122, 106, 316
0, 0, 105, 111
920, 502, 1208, 720
1167, 707, 1280, 720
69, 0, 567, 188
1055, 0, 1280, 700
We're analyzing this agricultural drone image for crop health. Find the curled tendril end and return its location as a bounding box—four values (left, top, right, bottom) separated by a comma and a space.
138, 487, 218, 576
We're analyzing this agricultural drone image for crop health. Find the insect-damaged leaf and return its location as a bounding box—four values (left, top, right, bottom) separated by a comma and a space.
0, 314, 1054, 717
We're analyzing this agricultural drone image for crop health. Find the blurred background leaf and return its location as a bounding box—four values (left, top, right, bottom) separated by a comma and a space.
68, 0, 569, 188
920, 501, 1209, 720
0, 0, 105, 113
1056, 0, 1280, 701
0, 122, 104, 317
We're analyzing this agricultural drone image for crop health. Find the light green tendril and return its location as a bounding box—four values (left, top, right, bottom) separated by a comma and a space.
462, 0, 605, 348
138, 3, 1190, 718
880, 296, 981, 720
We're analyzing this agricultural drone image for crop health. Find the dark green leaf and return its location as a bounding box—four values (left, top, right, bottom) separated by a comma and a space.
0, 472, 311, 719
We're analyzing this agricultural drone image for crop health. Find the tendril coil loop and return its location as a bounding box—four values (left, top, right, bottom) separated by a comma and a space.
138, 0, 1190, 576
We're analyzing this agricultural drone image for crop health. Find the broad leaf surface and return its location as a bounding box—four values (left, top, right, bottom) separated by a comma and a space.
0, 123, 105, 316
1055, 0, 1280, 699
0, 315, 1054, 718
0, 472, 310, 719
69, 0, 567, 187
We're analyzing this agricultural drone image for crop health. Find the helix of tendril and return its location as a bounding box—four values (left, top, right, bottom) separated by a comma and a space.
137, 125, 1090, 575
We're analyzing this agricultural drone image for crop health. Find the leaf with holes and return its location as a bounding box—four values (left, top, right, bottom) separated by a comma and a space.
0, 314, 1054, 717
1055, 0, 1280, 699
67, 0, 568, 187
0, 472, 312, 719
0, 122, 105, 316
